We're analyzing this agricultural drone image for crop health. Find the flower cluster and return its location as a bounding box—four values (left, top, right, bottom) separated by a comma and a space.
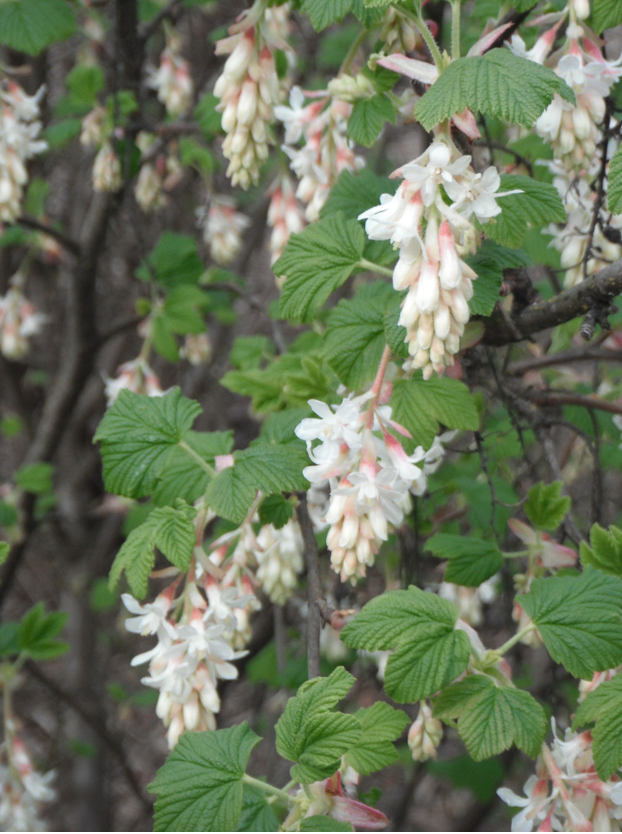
0, 80, 47, 223
276, 86, 364, 221
360, 138, 517, 378
284, 771, 388, 831
408, 701, 443, 762
379, 6, 421, 55
254, 518, 304, 606
0, 729, 56, 831
0, 273, 45, 360
134, 132, 183, 214
295, 394, 451, 582
180, 332, 212, 366
147, 28, 193, 118
498, 720, 622, 831
197, 195, 250, 265
80, 107, 122, 193
103, 356, 164, 406
267, 172, 306, 268
438, 574, 499, 628
213, 0, 290, 189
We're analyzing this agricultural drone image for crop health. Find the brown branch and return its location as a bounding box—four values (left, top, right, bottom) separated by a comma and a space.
16, 216, 81, 256
525, 389, 622, 415
507, 344, 622, 375
482, 257, 622, 345
296, 493, 323, 679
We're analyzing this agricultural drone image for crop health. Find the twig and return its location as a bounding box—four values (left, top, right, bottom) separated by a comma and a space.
533, 427, 584, 545
507, 342, 619, 375
473, 140, 533, 176
582, 98, 614, 282
274, 604, 286, 674
296, 494, 323, 679
16, 216, 81, 256
525, 390, 622, 415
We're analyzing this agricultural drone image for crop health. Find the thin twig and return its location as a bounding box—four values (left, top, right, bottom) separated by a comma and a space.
16, 216, 81, 256
296, 494, 323, 679
525, 390, 622, 415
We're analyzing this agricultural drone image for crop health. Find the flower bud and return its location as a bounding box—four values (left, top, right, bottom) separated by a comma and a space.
408, 702, 442, 761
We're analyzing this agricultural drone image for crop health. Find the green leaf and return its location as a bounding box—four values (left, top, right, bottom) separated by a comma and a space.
153, 431, 233, 508
486, 175, 566, 249
162, 286, 210, 335
65, 64, 105, 110
0, 0, 76, 55
230, 336, 275, 370
0, 541, 9, 566
149, 723, 261, 832
345, 702, 409, 775
519, 569, 622, 679
300, 818, 353, 832
15, 462, 53, 495
258, 494, 294, 529
573, 673, 622, 780
580, 523, 622, 578
433, 675, 547, 760
608, 144, 622, 215
260, 408, 312, 445
18, 603, 69, 660
390, 375, 479, 450
414, 49, 575, 131
275, 667, 360, 783
425, 534, 503, 587
94, 388, 202, 498
591, 0, 622, 32
524, 481, 570, 531
44, 118, 82, 149
383, 293, 409, 359
341, 587, 471, 702
275, 214, 365, 323
0, 622, 19, 657
320, 169, 397, 222
195, 93, 223, 138
427, 755, 504, 803
324, 282, 392, 389
466, 241, 532, 316
139, 233, 204, 289
347, 94, 395, 148
109, 501, 196, 598
301, 0, 353, 30
237, 784, 280, 832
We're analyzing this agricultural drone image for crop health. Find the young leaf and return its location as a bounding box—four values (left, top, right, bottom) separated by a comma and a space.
0, 0, 75, 56
466, 241, 532, 317
109, 501, 196, 598
344, 702, 409, 775
524, 481, 570, 531
18, 603, 69, 660
608, 144, 622, 215
485, 176, 566, 249
275, 667, 361, 783
573, 673, 622, 780
139, 233, 204, 289
237, 784, 280, 832
15, 462, 53, 495
414, 50, 575, 131
258, 494, 294, 529
301, 0, 354, 30
425, 534, 503, 587
390, 375, 479, 450
320, 169, 397, 221
340, 587, 471, 702
94, 389, 202, 498
324, 282, 393, 389
579, 523, 622, 578
0, 542, 9, 566
518, 569, 622, 679
149, 723, 261, 832
152, 431, 233, 508
383, 293, 409, 359
275, 214, 365, 323
591, 0, 622, 33
433, 675, 547, 760
347, 95, 395, 148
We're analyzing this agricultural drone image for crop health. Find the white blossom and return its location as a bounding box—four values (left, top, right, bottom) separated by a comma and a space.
197, 195, 250, 265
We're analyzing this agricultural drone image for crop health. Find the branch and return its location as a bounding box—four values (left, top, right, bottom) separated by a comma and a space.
16, 216, 81, 256
524, 389, 622, 415
296, 493, 323, 679
507, 343, 622, 375
482, 257, 622, 345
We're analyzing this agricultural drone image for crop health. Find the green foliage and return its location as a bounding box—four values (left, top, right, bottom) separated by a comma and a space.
0, 0, 75, 56
344, 702, 409, 775
389, 374, 479, 450
300, 819, 353, 831
230, 336, 275, 370
300, 0, 354, 30
591, 0, 622, 32
580, 523, 622, 577
341, 587, 471, 702
347, 95, 396, 148
94, 389, 202, 498
486, 175, 566, 249
149, 723, 261, 832
573, 673, 622, 780
138, 233, 204, 289
427, 755, 504, 803
524, 481, 570, 531
608, 144, 622, 215
153, 431, 233, 508
61, 64, 105, 115
195, 93, 223, 138
237, 784, 280, 832
324, 282, 392, 389
0, 541, 9, 566
414, 50, 575, 131
274, 214, 365, 323
15, 462, 53, 495
109, 500, 196, 598
519, 569, 622, 679
18, 602, 69, 660
258, 494, 294, 529
179, 136, 214, 177
0, 622, 20, 658
433, 675, 547, 760
466, 241, 532, 316
275, 667, 361, 783
425, 534, 503, 587
320, 169, 397, 222
44, 118, 82, 149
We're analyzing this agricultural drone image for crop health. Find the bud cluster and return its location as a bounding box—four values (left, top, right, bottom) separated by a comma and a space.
134, 132, 183, 214
80, 106, 122, 193
0, 273, 46, 360
267, 172, 306, 267
295, 394, 452, 582
0, 80, 47, 223
408, 701, 443, 762
0, 729, 56, 831
196, 195, 250, 265
147, 28, 193, 118
104, 355, 164, 406
275, 87, 365, 221
360, 138, 517, 378
379, 6, 421, 55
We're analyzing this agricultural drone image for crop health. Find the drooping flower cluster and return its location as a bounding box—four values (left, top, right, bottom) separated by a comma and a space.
80, 106, 122, 193
295, 394, 451, 582
378, 6, 421, 55
104, 356, 164, 406
408, 701, 443, 762
254, 518, 304, 605
0, 273, 46, 360
213, 0, 290, 189
134, 132, 183, 214
267, 172, 306, 267
498, 720, 622, 831
360, 137, 517, 378
196, 195, 250, 265
147, 28, 193, 118
0, 81, 47, 223
180, 332, 212, 366
0, 730, 56, 831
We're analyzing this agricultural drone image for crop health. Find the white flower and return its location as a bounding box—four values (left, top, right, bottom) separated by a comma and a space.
295, 397, 364, 450
255, 519, 304, 605
122, 593, 177, 639
197, 196, 250, 265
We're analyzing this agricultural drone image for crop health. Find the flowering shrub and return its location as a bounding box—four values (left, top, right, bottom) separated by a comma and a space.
2, 0, 622, 830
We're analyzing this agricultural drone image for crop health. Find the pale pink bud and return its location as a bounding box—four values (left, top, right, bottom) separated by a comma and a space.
415, 261, 440, 313
438, 221, 461, 289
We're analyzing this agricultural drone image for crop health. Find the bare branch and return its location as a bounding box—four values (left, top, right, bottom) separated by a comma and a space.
16, 216, 81, 256
296, 493, 323, 679
525, 389, 622, 415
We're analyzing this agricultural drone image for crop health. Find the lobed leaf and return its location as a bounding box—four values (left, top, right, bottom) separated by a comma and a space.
524, 481, 571, 532
579, 523, 622, 577
573, 674, 622, 780
486, 175, 566, 249
425, 534, 503, 587
345, 702, 410, 775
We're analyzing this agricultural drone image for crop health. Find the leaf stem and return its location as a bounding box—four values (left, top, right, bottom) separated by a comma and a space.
400, 6, 443, 71
501, 549, 531, 559
495, 622, 537, 656
450, 0, 461, 60
340, 27, 368, 75
358, 258, 394, 277
178, 440, 216, 478
242, 773, 293, 803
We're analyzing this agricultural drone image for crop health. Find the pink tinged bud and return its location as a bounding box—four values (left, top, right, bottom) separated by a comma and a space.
237, 80, 257, 125
330, 796, 389, 830
434, 302, 450, 339
339, 515, 359, 549
438, 222, 461, 289
415, 261, 440, 313
430, 335, 445, 364
508, 518, 538, 546
393, 253, 420, 291
417, 313, 434, 349
450, 289, 470, 324
452, 108, 481, 139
